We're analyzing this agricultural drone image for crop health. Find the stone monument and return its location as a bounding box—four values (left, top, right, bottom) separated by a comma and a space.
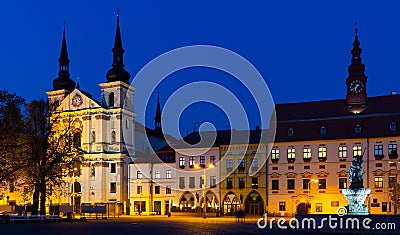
342, 155, 371, 215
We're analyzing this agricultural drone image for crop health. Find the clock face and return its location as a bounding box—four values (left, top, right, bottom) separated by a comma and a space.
350, 80, 364, 94
72, 94, 83, 107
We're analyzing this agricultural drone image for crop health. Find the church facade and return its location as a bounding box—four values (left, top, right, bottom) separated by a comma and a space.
47, 15, 135, 215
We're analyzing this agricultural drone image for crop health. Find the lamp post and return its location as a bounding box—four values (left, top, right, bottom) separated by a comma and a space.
195, 163, 215, 219
389, 161, 399, 215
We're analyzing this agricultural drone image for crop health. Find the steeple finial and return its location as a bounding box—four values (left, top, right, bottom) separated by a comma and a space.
347, 22, 366, 78
52, 22, 75, 91
154, 92, 162, 133
106, 10, 131, 83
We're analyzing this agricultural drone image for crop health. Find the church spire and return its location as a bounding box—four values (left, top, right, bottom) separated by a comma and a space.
154, 92, 162, 132
52, 23, 75, 91
348, 23, 365, 78
106, 10, 131, 83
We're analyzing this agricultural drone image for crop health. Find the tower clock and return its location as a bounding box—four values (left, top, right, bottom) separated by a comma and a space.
346, 25, 367, 106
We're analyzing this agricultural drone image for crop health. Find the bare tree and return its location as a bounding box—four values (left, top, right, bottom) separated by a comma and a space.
25, 99, 83, 215
0, 89, 25, 183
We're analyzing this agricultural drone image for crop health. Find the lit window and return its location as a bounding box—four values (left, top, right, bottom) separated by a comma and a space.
179, 157, 185, 167
375, 177, 383, 188
354, 124, 362, 133
320, 126, 327, 135
338, 146, 347, 159
166, 170, 171, 179
318, 147, 327, 159
353, 145, 362, 157
303, 148, 311, 160
288, 128, 294, 137
271, 148, 280, 160
137, 171, 142, 179
189, 156, 195, 166
155, 171, 160, 179
287, 148, 296, 162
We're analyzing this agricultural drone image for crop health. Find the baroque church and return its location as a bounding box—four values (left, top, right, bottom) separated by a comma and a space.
46, 14, 163, 215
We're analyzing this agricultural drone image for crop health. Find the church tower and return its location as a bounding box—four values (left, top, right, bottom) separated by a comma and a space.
154, 93, 162, 133
47, 25, 76, 109
346, 24, 367, 106
99, 12, 134, 111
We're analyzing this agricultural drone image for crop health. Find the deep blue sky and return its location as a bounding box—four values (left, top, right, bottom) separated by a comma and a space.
1, 1, 400, 136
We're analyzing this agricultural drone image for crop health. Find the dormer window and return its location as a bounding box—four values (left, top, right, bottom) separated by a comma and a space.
320, 126, 327, 135
354, 124, 362, 134
390, 122, 397, 131
288, 128, 294, 137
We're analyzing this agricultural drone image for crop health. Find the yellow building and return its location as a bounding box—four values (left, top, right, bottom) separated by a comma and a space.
267, 27, 400, 216
219, 130, 267, 216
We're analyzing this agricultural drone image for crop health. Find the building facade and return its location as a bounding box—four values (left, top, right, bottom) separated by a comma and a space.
267, 27, 400, 216
220, 130, 267, 216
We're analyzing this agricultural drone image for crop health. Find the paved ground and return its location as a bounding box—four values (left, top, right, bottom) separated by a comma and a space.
0, 215, 294, 235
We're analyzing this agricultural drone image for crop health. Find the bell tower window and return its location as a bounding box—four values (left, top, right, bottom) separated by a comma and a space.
109, 92, 114, 107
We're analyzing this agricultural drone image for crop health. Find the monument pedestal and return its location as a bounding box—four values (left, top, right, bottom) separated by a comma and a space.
342, 188, 371, 215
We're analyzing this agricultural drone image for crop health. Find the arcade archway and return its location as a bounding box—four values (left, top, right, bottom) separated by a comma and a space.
223, 192, 240, 215
179, 191, 195, 211
245, 190, 264, 215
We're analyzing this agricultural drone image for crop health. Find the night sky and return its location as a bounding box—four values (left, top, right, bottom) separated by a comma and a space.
1, 1, 400, 137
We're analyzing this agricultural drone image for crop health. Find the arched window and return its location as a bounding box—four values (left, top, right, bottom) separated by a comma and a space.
111, 130, 116, 144
109, 92, 114, 107
320, 126, 327, 135
73, 130, 82, 148
91, 131, 96, 143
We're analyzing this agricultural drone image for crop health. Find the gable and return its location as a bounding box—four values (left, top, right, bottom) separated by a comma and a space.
57, 89, 101, 112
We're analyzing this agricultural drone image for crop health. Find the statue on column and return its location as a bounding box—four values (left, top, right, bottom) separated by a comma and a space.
348, 155, 364, 188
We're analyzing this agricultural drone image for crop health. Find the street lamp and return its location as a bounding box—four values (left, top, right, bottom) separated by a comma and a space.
195, 163, 215, 219
389, 161, 399, 215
